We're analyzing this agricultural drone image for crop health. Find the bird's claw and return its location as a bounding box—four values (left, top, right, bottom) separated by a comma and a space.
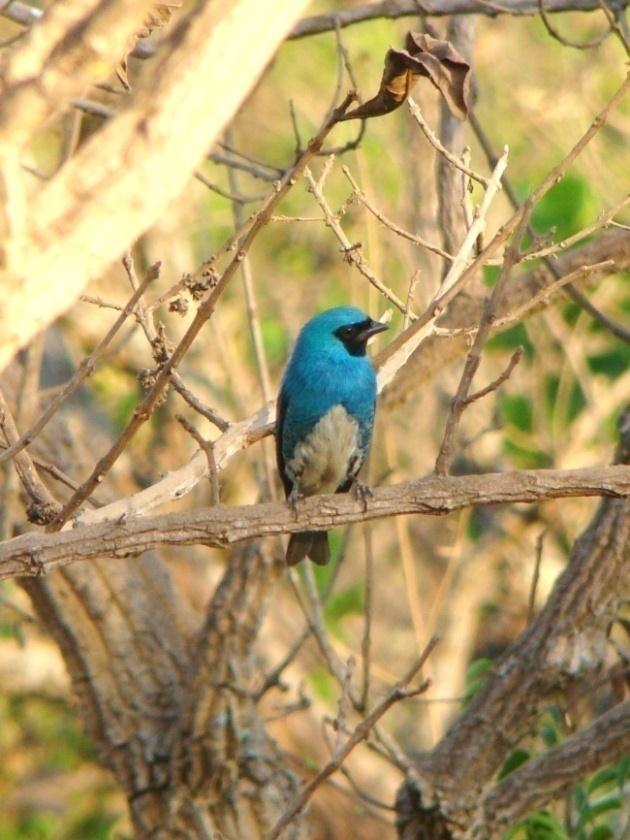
350, 479, 372, 512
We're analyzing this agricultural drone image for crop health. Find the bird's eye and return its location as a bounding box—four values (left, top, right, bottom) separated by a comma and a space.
340, 326, 354, 339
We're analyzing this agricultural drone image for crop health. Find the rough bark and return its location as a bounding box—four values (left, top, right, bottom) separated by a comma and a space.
395, 416, 630, 838
2, 465, 630, 580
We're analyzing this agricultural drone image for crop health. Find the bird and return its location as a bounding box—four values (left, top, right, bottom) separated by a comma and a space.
275, 306, 388, 566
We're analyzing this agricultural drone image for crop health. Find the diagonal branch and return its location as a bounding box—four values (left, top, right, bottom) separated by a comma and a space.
476, 700, 630, 836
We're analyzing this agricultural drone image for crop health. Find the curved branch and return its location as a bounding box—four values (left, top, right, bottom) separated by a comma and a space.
289, 0, 629, 39
1, 464, 629, 580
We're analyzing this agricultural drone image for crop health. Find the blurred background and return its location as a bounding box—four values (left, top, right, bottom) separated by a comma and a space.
0, 0, 629, 837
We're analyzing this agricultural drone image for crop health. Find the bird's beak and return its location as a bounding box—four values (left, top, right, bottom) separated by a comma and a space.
358, 318, 389, 343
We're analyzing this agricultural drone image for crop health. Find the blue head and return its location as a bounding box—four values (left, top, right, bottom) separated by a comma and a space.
293, 306, 388, 360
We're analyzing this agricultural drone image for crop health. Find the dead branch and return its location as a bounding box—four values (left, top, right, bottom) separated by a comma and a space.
0, 266, 157, 468
304, 164, 410, 313
267, 638, 438, 840
0, 464, 629, 580
289, 0, 630, 39
408, 97, 489, 187
47, 92, 358, 529
0, 386, 61, 523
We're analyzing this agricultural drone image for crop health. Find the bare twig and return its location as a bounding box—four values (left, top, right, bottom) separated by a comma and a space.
0, 388, 61, 524
207, 151, 283, 182
304, 165, 410, 313
193, 170, 266, 204
121, 253, 230, 433
48, 92, 359, 530
468, 107, 630, 343
463, 346, 523, 406
175, 416, 220, 505
407, 97, 489, 186
0, 270, 157, 468
361, 525, 375, 710
538, 0, 612, 48
564, 283, 630, 343
434, 207, 528, 475
288, 0, 630, 39
521, 194, 630, 261
342, 165, 455, 261
527, 530, 546, 622
266, 637, 438, 840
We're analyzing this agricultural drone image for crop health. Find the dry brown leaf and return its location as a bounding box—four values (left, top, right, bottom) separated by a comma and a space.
339, 31, 470, 123
116, 1, 183, 88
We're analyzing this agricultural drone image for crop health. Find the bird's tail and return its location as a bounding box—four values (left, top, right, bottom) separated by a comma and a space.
286, 531, 330, 566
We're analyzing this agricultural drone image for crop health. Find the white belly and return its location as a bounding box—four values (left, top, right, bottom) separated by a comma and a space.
287, 405, 360, 495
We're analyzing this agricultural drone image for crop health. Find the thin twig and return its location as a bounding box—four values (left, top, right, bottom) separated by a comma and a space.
521, 193, 630, 261
207, 151, 283, 182
48, 92, 359, 530
463, 346, 523, 406
360, 524, 375, 711
122, 253, 231, 433
342, 165, 455, 261
408, 97, 490, 186
255, 529, 350, 699
0, 388, 61, 524
176, 416, 220, 505
266, 637, 438, 840
434, 203, 529, 475
304, 165, 410, 313
194, 170, 266, 204
0, 271, 157, 468
403, 269, 422, 331
527, 530, 546, 622
538, 0, 612, 48
468, 106, 630, 343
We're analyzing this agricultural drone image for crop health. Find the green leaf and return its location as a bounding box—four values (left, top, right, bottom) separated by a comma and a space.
463, 658, 494, 706
488, 323, 534, 359
588, 826, 614, 840
530, 172, 596, 241
325, 584, 363, 626
500, 393, 533, 432
499, 748, 531, 780
308, 666, 335, 703
587, 766, 617, 794
577, 796, 622, 827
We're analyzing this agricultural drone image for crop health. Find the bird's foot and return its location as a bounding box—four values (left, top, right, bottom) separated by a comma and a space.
350, 479, 372, 512
288, 485, 304, 519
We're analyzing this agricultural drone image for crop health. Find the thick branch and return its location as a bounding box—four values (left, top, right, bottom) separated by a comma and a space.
396, 425, 630, 838
477, 700, 630, 836
0, 465, 629, 580
0, 0, 311, 373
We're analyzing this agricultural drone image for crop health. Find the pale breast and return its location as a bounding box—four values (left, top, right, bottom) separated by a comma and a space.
286, 405, 361, 495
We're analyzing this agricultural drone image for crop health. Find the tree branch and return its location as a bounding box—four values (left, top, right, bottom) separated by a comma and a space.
476, 700, 630, 836
0, 465, 629, 580
289, 0, 629, 39
0, 0, 312, 373
396, 419, 630, 838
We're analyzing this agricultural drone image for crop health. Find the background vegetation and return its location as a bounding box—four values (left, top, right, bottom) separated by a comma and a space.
0, 0, 628, 837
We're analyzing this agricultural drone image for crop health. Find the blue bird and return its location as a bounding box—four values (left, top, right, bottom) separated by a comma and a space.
275, 307, 388, 565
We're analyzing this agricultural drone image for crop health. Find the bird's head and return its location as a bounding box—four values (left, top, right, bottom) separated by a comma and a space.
298, 307, 389, 358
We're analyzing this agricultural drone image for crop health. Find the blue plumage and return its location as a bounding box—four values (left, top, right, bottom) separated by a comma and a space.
276, 307, 387, 565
